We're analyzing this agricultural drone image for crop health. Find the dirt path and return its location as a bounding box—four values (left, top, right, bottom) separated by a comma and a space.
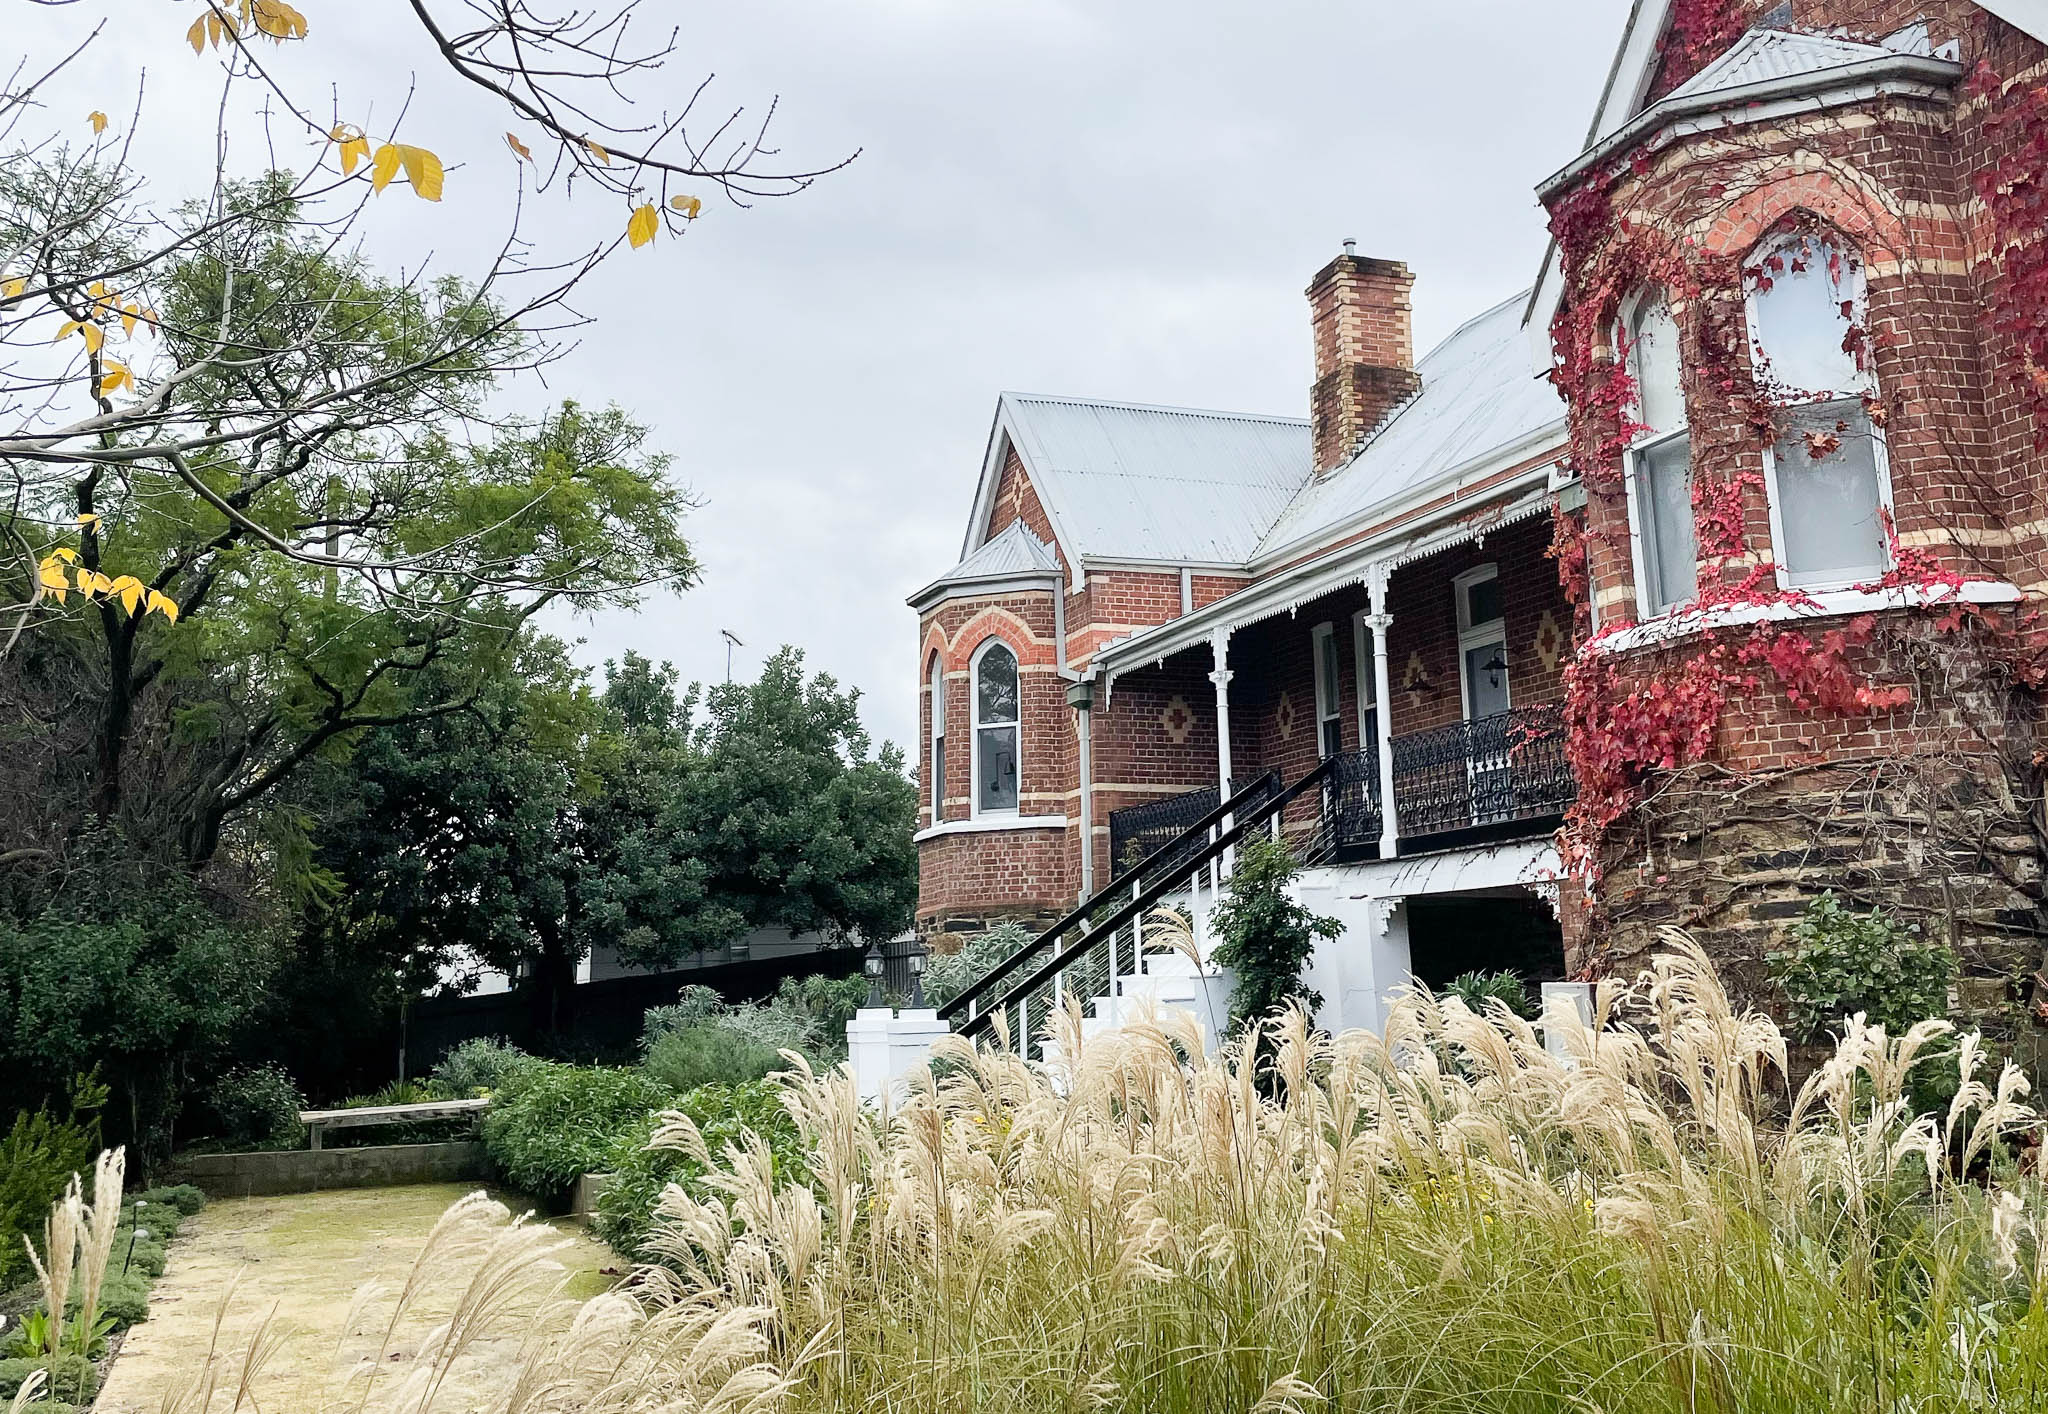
95, 1183, 615, 1413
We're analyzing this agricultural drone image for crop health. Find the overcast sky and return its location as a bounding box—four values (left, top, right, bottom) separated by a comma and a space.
21, 1, 1630, 754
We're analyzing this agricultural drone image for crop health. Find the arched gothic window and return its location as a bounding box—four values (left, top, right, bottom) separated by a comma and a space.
928, 652, 946, 823
1624, 290, 1698, 615
971, 640, 1020, 816
1746, 228, 1892, 588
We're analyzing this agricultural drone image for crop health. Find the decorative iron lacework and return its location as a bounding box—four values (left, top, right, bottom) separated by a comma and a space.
1389, 704, 1572, 839
1109, 774, 1278, 883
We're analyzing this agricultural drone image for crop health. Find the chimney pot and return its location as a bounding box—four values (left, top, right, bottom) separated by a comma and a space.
1307, 250, 1421, 476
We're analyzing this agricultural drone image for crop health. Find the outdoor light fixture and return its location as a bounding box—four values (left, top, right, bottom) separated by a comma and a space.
864, 941, 885, 1008
1483, 648, 1508, 690
907, 946, 927, 1008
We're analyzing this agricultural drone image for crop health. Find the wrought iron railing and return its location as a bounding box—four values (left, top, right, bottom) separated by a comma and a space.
1303, 748, 1384, 860
1108, 772, 1280, 883
1389, 704, 1572, 839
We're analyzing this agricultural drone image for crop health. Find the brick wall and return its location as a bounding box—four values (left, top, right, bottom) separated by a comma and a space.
1548, 1, 2048, 1016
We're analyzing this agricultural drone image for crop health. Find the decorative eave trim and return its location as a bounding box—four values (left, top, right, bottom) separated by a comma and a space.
1537, 52, 1963, 201
1093, 479, 1558, 688
960, 398, 1089, 594
914, 814, 1070, 844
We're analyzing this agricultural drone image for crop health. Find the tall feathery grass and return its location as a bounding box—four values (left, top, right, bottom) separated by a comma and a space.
169, 930, 2048, 1412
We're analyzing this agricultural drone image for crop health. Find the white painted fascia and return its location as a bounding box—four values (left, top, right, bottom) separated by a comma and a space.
913, 814, 1071, 844
1589, 580, 2022, 656
1248, 416, 1568, 574
906, 569, 1062, 615
1536, 53, 1963, 200
1081, 556, 1255, 576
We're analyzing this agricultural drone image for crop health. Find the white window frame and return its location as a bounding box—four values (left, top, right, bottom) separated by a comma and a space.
928, 652, 946, 825
968, 637, 1021, 819
1619, 288, 1697, 618
1744, 228, 1895, 591
1453, 563, 1510, 721
1311, 620, 1342, 758
1349, 609, 1378, 747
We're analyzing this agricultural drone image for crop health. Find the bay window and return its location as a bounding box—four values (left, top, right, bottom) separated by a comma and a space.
928, 652, 946, 822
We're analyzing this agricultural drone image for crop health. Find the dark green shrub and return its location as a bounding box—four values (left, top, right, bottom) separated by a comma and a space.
480, 1064, 674, 1201
1444, 970, 1537, 1021
1210, 837, 1339, 1029
111, 1229, 167, 1279
430, 1037, 541, 1097
137, 1183, 207, 1216
594, 1079, 806, 1260
926, 923, 1033, 1008
0, 1115, 92, 1289
70, 1269, 150, 1328
642, 1024, 782, 1092
0, 1354, 97, 1402
206, 1065, 306, 1149
1769, 893, 1956, 1041
638, 987, 726, 1053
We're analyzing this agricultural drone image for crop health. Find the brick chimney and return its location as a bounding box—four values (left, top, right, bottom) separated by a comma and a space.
1308, 242, 1422, 474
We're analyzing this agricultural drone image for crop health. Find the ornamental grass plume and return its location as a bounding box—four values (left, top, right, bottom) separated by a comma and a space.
169, 928, 2048, 1412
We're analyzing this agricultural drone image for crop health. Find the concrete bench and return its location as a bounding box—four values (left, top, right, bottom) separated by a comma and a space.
298, 1097, 490, 1150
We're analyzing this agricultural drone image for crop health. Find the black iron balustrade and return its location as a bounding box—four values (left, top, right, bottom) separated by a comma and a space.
1108, 772, 1279, 883
1305, 748, 1383, 860
1390, 704, 1572, 840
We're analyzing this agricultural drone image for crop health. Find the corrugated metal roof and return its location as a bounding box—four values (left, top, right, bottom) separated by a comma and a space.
916, 520, 1061, 602
1254, 293, 1567, 559
999, 394, 1312, 563
1668, 29, 1895, 101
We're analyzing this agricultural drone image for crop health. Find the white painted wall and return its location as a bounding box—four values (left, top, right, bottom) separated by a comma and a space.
1291, 875, 1414, 1037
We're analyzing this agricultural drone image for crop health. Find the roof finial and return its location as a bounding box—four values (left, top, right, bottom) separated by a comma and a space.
1342, 237, 1357, 257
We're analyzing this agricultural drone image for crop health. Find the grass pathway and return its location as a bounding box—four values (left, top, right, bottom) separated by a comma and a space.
95, 1183, 614, 1413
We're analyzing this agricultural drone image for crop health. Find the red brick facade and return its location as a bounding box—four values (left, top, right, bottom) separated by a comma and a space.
1544, 2, 2048, 1013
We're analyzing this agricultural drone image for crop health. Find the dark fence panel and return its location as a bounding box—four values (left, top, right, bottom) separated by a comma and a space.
407, 948, 865, 1074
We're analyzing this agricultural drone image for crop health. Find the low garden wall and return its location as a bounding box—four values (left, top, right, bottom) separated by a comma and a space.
174, 1140, 488, 1197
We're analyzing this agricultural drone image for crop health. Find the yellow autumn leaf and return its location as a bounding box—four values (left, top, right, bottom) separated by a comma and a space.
76, 513, 101, 529
98, 361, 134, 396
107, 575, 145, 614
187, 14, 208, 53
80, 323, 104, 354
146, 589, 181, 623
587, 138, 611, 165
1, 277, 23, 299
79, 570, 113, 598
120, 304, 137, 337
52, 547, 78, 564
340, 137, 369, 176
370, 144, 402, 193
54, 321, 81, 342
88, 111, 108, 135
669, 194, 702, 219
505, 132, 532, 162
250, 0, 308, 40
36, 559, 68, 603
397, 145, 445, 201
626, 203, 659, 249
88, 281, 107, 298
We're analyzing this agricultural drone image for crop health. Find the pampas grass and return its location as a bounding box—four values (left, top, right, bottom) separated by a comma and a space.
166, 930, 2048, 1411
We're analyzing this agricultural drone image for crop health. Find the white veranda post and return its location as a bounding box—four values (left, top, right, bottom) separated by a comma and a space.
1368, 565, 1398, 858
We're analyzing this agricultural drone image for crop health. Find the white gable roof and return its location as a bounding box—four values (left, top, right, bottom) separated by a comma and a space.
1256, 294, 1567, 562
966, 393, 1312, 567
1667, 28, 1901, 99
909, 520, 1063, 609
1978, 0, 2048, 44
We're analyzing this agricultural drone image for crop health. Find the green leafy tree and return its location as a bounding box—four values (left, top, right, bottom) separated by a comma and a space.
1209, 837, 1339, 1030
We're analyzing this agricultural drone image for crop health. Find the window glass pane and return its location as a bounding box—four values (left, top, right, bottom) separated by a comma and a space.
977, 726, 1018, 811
1320, 717, 1342, 758
1637, 434, 1698, 614
930, 661, 945, 737
1465, 575, 1503, 627
975, 644, 1018, 725
1771, 400, 1887, 585
1317, 633, 1339, 713
932, 738, 945, 810
1751, 234, 1863, 400
1465, 640, 1510, 718
1630, 297, 1686, 436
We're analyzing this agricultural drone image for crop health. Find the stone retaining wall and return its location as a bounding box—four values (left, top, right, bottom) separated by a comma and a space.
174, 1141, 488, 1197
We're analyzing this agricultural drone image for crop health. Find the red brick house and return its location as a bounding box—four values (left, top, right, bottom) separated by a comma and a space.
912, 0, 2048, 1038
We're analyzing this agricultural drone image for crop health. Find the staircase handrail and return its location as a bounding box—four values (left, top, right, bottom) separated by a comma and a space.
942, 757, 1336, 1033
936, 768, 1281, 1025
